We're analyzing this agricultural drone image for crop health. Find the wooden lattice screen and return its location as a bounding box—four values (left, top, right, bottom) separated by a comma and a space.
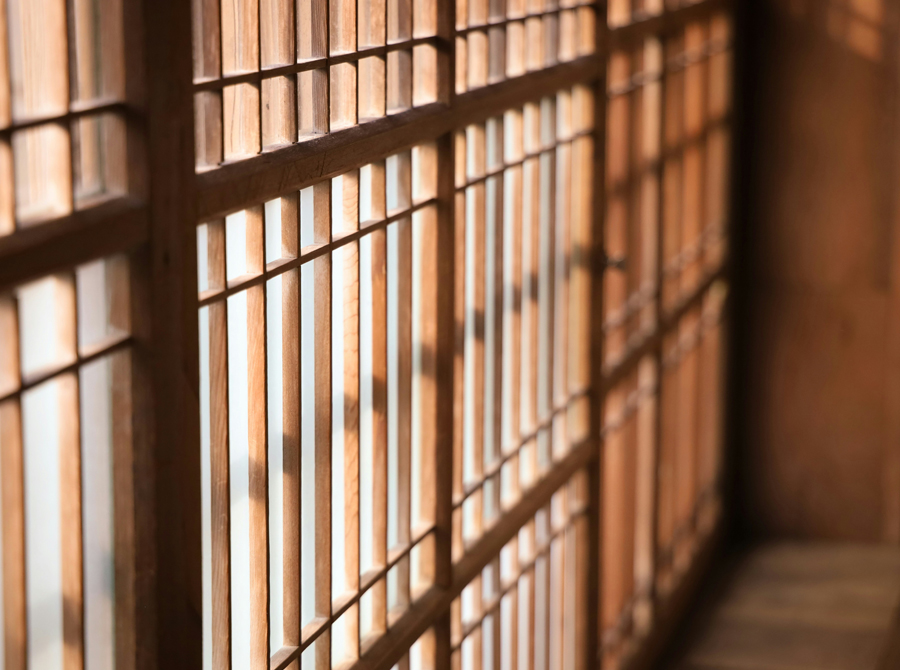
0, 0, 733, 668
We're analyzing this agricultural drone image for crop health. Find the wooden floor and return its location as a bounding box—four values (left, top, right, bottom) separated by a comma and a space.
662, 543, 900, 670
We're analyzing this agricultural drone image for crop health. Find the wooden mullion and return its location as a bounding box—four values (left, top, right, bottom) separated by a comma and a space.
432, 131, 456, 670
143, 0, 203, 669
588, 3, 609, 670
0, 199, 148, 292
647, 28, 667, 627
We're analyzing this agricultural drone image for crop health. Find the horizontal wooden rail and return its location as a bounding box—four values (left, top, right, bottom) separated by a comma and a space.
0, 197, 149, 291
195, 57, 603, 220
608, 0, 731, 48
0, 99, 135, 136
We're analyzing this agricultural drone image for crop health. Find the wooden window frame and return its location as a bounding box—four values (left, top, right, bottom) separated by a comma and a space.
0, 0, 733, 668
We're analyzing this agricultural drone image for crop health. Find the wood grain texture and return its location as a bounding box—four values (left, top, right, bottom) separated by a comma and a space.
0, 398, 25, 670
740, 0, 900, 542
663, 543, 900, 670
143, 0, 204, 667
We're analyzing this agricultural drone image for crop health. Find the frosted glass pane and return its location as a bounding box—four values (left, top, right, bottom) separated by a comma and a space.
266, 276, 284, 652
227, 291, 251, 670
386, 224, 399, 550
332, 246, 347, 598
300, 263, 316, 625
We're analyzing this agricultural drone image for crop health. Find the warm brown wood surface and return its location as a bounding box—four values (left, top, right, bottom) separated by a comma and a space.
741, 0, 900, 542
663, 543, 900, 670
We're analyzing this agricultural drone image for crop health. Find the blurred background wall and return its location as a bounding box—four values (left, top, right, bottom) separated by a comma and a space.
735, 0, 900, 543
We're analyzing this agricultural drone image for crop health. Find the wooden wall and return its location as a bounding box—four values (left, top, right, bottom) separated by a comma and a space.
738, 0, 900, 542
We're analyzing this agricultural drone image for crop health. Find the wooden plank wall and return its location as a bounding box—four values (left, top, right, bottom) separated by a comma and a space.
738, 0, 900, 542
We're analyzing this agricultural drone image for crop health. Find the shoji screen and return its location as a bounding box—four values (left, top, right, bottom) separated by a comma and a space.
0, 0, 734, 668
600, 4, 731, 669
190, 0, 733, 667
0, 0, 149, 669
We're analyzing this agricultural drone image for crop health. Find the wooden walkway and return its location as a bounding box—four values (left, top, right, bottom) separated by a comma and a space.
662, 543, 900, 670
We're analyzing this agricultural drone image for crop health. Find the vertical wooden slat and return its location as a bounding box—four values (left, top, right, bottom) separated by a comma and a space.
192, 0, 224, 166
387, 0, 412, 43
469, 177, 486, 533
503, 158, 523, 458
260, 0, 294, 66
262, 77, 297, 150
248, 281, 269, 670
0, 396, 25, 670
656, 333, 677, 595
599, 387, 623, 665
359, 0, 386, 47
297, 0, 327, 64
433, 131, 457, 670
341, 238, 361, 657
452, 184, 466, 561
331, 63, 357, 131
282, 266, 301, 651
110, 345, 137, 670
210, 297, 232, 670
681, 22, 706, 299
224, 83, 261, 159
661, 34, 684, 313
674, 310, 698, 572
7, 0, 68, 119
371, 226, 389, 634
59, 372, 84, 670
193, 0, 222, 79
222, 0, 260, 73
314, 259, 333, 670
0, 293, 24, 669
396, 214, 413, 601
589, 7, 609, 670
331, 0, 357, 54
414, 205, 438, 536
486, 170, 504, 494
0, 0, 9, 131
